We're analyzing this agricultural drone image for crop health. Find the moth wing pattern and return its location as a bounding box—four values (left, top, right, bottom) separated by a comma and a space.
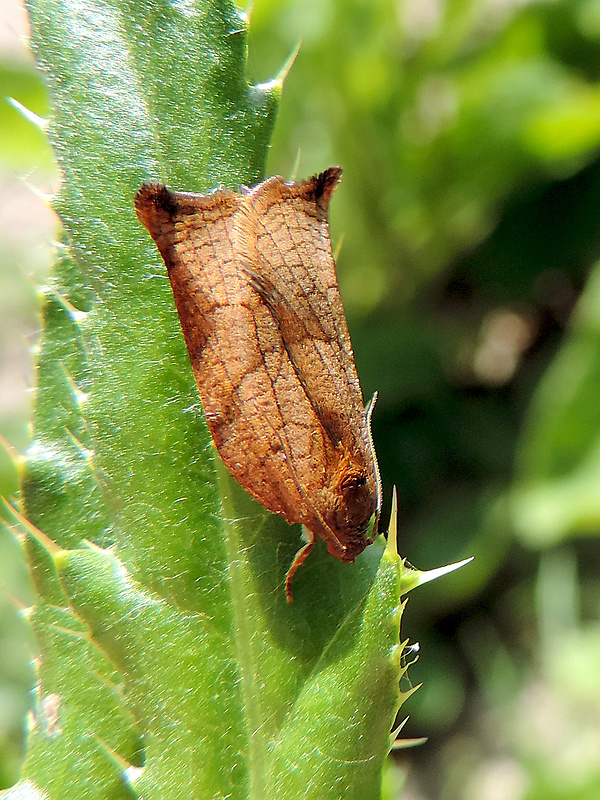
134, 181, 340, 541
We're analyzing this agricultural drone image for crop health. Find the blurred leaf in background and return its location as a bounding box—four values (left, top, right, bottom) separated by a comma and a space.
4, 0, 600, 797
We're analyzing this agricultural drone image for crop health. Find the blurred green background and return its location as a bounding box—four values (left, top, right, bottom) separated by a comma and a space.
3, 0, 600, 797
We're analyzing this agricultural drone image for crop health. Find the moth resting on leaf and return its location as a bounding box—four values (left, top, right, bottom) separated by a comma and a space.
134, 167, 381, 601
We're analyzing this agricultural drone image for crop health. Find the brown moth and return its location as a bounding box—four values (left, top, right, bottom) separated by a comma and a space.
134, 167, 380, 601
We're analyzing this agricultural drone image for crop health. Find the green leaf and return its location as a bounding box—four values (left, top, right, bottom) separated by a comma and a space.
6, 1, 408, 798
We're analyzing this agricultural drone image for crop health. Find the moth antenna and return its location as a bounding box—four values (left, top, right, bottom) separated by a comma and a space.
365, 391, 382, 529
365, 391, 378, 422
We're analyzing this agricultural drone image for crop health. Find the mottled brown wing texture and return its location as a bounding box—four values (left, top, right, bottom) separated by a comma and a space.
134, 168, 380, 600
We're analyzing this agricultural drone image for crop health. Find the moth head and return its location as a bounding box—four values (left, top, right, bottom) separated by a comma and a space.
323, 450, 378, 561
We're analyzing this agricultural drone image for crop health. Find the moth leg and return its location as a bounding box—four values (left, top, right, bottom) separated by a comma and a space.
285, 528, 316, 603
